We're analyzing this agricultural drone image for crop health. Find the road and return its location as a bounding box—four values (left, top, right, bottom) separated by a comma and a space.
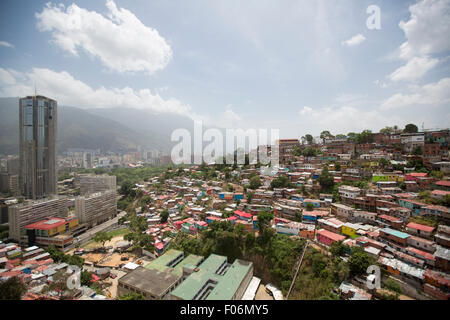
64, 211, 127, 252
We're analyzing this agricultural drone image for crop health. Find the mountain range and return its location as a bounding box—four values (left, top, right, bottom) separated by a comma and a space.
0, 97, 196, 155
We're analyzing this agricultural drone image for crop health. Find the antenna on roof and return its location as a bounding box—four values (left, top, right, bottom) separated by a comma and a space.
34, 81, 37, 97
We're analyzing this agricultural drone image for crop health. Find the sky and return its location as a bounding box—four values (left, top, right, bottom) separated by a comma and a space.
0, 0, 449, 140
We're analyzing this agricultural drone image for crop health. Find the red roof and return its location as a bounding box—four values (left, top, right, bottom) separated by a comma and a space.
304, 210, 329, 217
234, 210, 252, 218
24, 217, 67, 230
408, 172, 428, 177
406, 222, 435, 233
91, 274, 100, 282
316, 229, 346, 242
0, 270, 22, 278
431, 189, 450, 196
378, 214, 401, 222
436, 180, 450, 187
406, 247, 435, 261
227, 216, 237, 221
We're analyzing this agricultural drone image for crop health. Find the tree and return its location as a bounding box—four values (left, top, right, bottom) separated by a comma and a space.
379, 126, 394, 134
305, 134, 314, 145
249, 176, 262, 190
318, 166, 334, 191
81, 271, 93, 286
334, 163, 341, 171
303, 147, 318, 157
270, 175, 293, 189
355, 130, 373, 144
305, 203, 314, 211
320, 130, 332, 144
0, 276, 27, 300
347, 132, 357, 142
93, 231, 113, 249
119, 181, 134, 197
330, 241, 350, 258
160, 209, 169, 223
412, 146, 423, 155
348, 246, 370, 276
378, 158, 389, 169
247, 191, 254, 203
403, 123, 418, 133
443, 194, 450, 207
293, 146, 303, 156
257, 211, 273, 234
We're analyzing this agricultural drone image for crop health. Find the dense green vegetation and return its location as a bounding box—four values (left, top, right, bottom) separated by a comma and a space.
270, 175, 294, 189
169, 219, 306, 293
0, 276, 27, 300
289, 247, 347, 300
123, 213, 155, 253
118, 292, 145, 300
46, 245, 84, 267
318, 166, 334, 192
92, 231, 113, 249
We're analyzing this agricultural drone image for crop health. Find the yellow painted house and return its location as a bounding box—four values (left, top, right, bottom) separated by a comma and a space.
342, 223, 359, 238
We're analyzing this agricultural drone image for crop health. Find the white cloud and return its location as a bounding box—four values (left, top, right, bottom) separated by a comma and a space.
0, 41, 14, 48
298, 105, 395, 135
0, 67, 198, 118
36, 0, 172, 74
388, 56, 439, 81
398, 0, 450, 60
341, 34, 366, 47
380, 77, 450, 110
389, 0, 450, 82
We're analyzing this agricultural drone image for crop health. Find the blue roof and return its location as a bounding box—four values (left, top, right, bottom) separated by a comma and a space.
381, 228, 410, 239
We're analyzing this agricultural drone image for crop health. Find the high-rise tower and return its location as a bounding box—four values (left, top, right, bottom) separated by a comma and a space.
19, 95, 57, 199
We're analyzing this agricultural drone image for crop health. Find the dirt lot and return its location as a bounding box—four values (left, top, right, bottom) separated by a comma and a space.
97, 252, 136, 268
83, 253, 105, 265
255, 284, 274, 300
84, 235, 126, 250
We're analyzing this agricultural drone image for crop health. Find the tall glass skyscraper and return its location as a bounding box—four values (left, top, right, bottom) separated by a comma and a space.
19, 95, 57, 199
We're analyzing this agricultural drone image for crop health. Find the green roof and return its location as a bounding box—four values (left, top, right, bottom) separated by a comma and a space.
170, 254, 253, 300
145, 249, 184, 273
145, 249, 203, 277
172, 254, 204, 277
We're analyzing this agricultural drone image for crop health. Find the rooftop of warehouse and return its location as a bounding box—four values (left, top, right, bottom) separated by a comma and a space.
170, 254, 253, 300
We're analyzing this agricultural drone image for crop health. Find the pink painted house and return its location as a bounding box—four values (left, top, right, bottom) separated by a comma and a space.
316, 228, 346, 246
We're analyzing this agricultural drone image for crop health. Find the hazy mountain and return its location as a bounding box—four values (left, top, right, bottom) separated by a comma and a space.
86, 107, 196, 137
0, 97, 173, 155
